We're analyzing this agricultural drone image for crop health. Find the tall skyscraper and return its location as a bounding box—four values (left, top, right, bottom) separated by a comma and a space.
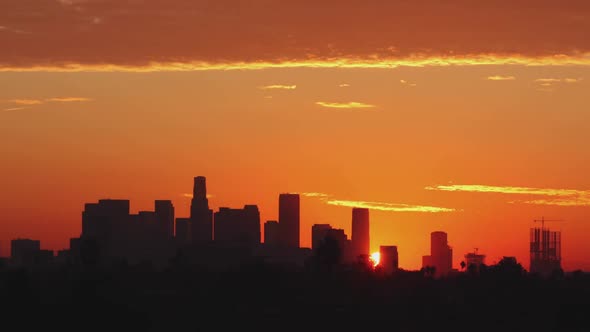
422, 231, 453, 277
379, 245, 399, 274
351, 208, 370, 259
155, 200, 175, 239
279, 193, 300, 248
190, 176, 213, 243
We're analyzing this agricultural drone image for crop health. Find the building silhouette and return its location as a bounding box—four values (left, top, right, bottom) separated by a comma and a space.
264, 220, 281, 246
422, 231, 453, 277
311, 224, 352, 263
11, 238, 43, 266
530, 227, 562, 276
190, 176, 213, 243
279, 193, 300, 248
351, 207, 370, 260
155, 200, 175, 239
214, 205, 261, 247
379, 245, 399, 274
464, 248, 486, 273
311, 224, 333, 251
175, 218, 191, 245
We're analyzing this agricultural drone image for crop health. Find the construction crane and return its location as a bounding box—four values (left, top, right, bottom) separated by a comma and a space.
533, 216, 564, 230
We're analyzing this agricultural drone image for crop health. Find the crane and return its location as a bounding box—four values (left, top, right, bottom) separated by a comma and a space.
533, 216, 564, 230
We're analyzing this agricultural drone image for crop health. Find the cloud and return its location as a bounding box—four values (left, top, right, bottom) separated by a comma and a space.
258, 85, 297, 90
400, 79, 417, 86
1, 1, 590, 70
486, 75, 516, 81
182, 193, 214, 199
9, 99, 43, 105
316, 101, 376, 109
46, 97, 93, 102
534, 78, 583, 86
325, 199, 455, 213
0, 25, 30, 34
300, 192, 331, 198
300, 192, 454, 212
2, 107, 26, 112
338, 84, 350, 88
426, 184, 590, 207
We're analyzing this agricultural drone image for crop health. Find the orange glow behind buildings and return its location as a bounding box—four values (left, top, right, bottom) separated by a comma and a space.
2, 1, 590, 272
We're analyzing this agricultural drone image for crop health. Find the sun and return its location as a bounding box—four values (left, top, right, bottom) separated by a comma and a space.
370, 252, 380, 267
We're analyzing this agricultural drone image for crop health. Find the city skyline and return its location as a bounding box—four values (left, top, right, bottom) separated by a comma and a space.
2, 1, 590, 272
0, 175, 568, 274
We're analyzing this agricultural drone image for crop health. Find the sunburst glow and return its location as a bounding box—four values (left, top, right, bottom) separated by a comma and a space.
370, 252, 381, 267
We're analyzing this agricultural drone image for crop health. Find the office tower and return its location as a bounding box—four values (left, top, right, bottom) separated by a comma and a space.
422, 231, 453, 277
279, 193, 300, 248
175, 218, 192, 245
155, 200, 175, 239
214, 205, 261, 247
379, 245, 399, 274
264, 220, 281, 246
81, 199, 131, 260
351, 208, 370, 259
190, 176, 213, 243
311, 224, 333, 251
530, 227, 562, 277
11, 239, 41, 266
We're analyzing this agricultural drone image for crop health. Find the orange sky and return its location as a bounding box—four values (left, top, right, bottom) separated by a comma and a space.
1, 1, 590, 271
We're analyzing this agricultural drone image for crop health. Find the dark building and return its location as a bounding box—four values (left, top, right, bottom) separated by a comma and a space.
379, 245, 399, 274
279, 193, 300, 248
155, 200, 175, 239
422, 231, 453, 278
311, 224, 333, 251
190, 176, 213, 243
464, 248, 486, 273
175, 218, 192, 245
264, 220, 281, 246
311, 224, 352, 263
214, 205, 260, 247
530, 227, 562, 277
11, 238, 41, 266
351, 208, 370, 260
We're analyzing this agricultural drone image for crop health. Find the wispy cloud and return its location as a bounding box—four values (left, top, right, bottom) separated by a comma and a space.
6, 97, 92, 107
182, 193, 214, 199
338, 83, 350, 88
426, 184, 590, 207
0, 25, 30, 34
46, 97, 93, 102
259, 85, 297, 90
400, 79, 417, 86
316, 101, 376, 109
326, 199, 455, 213
9, 99, 43, 105
300, 192, 454, 213
300, 192, 330, 198
486, 75, 516, 81
2, 107, 27, 112
535, 78, 582, 84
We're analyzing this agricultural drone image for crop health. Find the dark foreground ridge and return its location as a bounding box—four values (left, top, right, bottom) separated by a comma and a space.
1, 258, 589, 332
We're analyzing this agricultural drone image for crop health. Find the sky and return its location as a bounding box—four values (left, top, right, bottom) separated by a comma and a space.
1, 0, 590, 271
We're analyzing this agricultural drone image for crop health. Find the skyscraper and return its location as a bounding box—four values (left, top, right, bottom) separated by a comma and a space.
379, 245, 399, 274
422, 231, 453, 277
279, 193, 300, 248
155, 200, 174, 239
264, 220, 281, 246
351, 208, 370, 260
190, 176, 213, 243
214, 205, 260, 247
